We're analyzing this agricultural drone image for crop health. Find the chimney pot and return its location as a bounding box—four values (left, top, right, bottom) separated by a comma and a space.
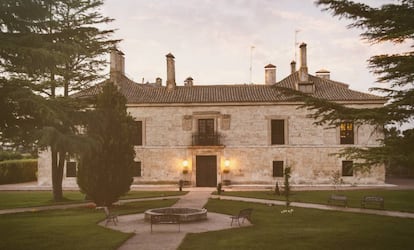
184, 76, 194, 86
290, 60, 296, 74
155, 77, 162, 86
166, 53, 176, 90
264, 64, 276, 85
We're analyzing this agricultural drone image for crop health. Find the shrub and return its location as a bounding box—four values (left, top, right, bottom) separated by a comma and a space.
0, 151, 23, 161
0, 159, 37, 184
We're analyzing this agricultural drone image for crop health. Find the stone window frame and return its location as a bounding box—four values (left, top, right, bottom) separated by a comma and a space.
266, 115, 289, 146
272, 160, 284, 177
133, 119, 146, 147
133, 161, 142, 177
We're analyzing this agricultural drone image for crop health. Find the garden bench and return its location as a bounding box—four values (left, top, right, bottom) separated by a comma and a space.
361, 196, 384, 209
328, 194, 348, 207
97, 206, 118, 226
230, 208, 253, 226
150, 214, 181, 232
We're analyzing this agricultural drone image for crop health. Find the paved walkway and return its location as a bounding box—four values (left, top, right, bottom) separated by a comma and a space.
111, 188, 250, 250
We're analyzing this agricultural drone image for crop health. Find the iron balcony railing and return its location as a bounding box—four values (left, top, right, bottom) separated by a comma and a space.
192, 133, 221, 146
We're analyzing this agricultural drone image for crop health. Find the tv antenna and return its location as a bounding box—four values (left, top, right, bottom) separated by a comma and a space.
294, 29, 301, 62
249, 45, 255, 84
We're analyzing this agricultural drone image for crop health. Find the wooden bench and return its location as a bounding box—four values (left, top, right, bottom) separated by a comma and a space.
361, 196, 384, 209
150, 214, 181, 232
230, 208, 253, 226
328, 194, 348, 207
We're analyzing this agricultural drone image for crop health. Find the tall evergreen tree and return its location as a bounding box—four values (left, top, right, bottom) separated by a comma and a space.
276, 0, 413, 170
77, 82, 135, 206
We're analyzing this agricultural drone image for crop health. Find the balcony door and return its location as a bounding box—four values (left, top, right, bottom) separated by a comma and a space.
197, 119, 215, 145
196, 155, 217, 187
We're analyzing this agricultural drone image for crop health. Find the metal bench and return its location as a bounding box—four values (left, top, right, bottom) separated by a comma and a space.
328, 194, 348, 207
361, 196, 384, 209
150, 214, 181, 232
96, 206, 118, 226
230, 208, 253, 226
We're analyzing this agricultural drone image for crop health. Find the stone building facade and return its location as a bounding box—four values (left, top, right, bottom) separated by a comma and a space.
38, 43, 386, 187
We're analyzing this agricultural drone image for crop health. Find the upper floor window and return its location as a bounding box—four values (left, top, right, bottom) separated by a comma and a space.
132, 121, 143, 145
271, 119, 285, 145
340, 121, 354, 144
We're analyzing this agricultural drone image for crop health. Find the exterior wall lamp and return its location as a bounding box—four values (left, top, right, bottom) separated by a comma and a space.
182, 160, 189, 174
223, 160, 230, 174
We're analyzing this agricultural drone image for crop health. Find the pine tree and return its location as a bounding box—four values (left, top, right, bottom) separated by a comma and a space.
275, 1, 413, 170
77, 82, 136, 207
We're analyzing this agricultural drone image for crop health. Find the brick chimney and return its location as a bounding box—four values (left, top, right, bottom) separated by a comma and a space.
184, 76, 193, 86
290, 60, 296, 74
298, 43, 309, 82
110, 49, 125, 83
166, 53, 176, 90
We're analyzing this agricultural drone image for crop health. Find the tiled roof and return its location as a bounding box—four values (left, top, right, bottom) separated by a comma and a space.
73, 72, 385, 104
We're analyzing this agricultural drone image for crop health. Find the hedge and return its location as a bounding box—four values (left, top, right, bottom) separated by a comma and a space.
0, 159, 37, 184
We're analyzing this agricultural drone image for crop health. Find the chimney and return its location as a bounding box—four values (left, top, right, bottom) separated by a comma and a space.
110, 49, 125, 76
316, 69, 330, 80
166, 53, 176, 90
290, 60, 296, 74
298, 43, 309, 82
264, 64, 276, 85
155, 77, 162, 86
184, 76, 193, 86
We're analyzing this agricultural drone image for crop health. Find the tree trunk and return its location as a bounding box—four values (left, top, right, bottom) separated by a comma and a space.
51, 147, 66, 201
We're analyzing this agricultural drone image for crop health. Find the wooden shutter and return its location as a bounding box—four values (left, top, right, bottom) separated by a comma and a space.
272, 161, 284, 177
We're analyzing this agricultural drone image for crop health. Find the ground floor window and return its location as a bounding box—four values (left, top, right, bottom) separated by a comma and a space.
133, 161, 142, 177
342, 161, 353, 176
272, 161, 284, 177
66, 162, 77, 177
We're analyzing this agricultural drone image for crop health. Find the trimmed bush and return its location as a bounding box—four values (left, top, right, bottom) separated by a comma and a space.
0, 159, 37, 184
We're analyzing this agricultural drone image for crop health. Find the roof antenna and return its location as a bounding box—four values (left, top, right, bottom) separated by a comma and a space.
294, 29, 301, 62
249, 45, 255, 84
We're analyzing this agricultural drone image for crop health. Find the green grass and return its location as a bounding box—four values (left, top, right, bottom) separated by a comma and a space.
0, 199, 178, 250
179, 199, 414, 250
0, 190, 187, 210
217, 189, 414, 212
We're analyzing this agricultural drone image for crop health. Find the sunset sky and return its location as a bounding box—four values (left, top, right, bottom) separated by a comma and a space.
101, 0, 406, 94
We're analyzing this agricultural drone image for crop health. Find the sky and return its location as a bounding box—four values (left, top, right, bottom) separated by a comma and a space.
100, 0, 405, 94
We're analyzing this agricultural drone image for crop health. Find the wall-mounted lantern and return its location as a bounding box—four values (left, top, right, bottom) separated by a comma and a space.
182, 160, 189, 174
223, 160, 230, 174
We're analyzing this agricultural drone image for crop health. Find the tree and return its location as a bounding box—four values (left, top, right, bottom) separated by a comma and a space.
277, 0, 413, 170
77, 82, 136, 206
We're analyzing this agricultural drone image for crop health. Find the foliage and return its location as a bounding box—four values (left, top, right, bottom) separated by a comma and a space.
217, 182, 222, 195
0, 159, 37, 184
274, 181, 280, 196
0, 151, 23, 161
330, 170, 344, 191
77, 82, 136, 206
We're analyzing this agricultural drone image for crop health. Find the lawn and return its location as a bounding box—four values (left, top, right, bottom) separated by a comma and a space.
179, 199, 414, 250
0, 199, 178, 250
0, 190, 186, 209
217, 189, 414, 212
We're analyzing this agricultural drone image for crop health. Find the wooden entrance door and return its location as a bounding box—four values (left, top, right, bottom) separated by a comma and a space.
196, 155, 217, 187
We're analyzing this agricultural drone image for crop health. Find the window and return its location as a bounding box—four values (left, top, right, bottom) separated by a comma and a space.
340, 121, 354, 144
132, 121, 143, 145
342, 161, 353, 176
133, 161, 141, 177
271, 119, 285, 145
66, 162, 77, 177
272, 161, 284, 177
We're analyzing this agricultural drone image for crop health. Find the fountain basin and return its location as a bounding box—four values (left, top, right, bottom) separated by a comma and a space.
144, 207, 208, 222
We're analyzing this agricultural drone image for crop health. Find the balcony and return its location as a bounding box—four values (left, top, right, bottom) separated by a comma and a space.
192, 133, 221, 146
